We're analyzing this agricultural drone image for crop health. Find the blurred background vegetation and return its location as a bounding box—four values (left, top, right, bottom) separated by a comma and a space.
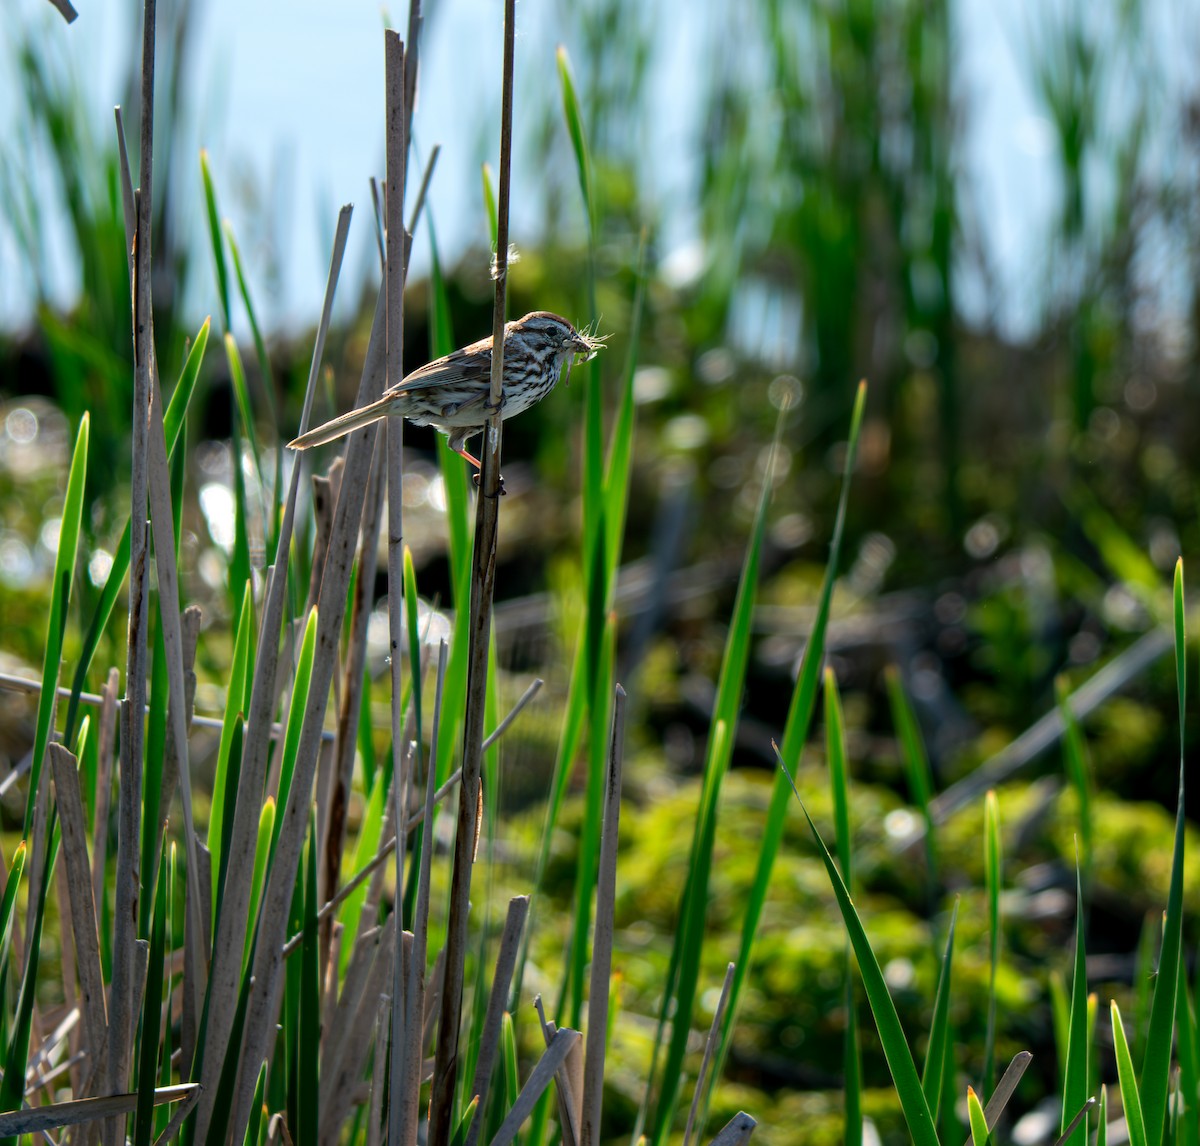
3, 0, 1200, 1140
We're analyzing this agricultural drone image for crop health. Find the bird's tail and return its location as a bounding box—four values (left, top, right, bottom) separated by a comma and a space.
287, 394, 393, 451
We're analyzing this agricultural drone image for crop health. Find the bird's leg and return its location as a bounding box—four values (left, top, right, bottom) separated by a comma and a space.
458, 444, 506, 496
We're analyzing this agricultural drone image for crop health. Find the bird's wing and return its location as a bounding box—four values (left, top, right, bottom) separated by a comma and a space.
386, 337, 493, 398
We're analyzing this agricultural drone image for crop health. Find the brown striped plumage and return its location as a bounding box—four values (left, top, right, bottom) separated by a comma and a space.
288, 311, 605, 468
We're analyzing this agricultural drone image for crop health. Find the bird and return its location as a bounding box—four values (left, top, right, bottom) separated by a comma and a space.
287, 311, 606, 472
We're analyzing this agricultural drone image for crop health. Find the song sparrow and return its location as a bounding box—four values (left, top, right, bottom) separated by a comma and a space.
288, 311, 606, 469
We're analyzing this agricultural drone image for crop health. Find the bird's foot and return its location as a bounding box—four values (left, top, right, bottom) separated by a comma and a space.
473, 470, 507, 497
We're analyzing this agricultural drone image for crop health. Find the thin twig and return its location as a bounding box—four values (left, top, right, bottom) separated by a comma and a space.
109, 0, 157, 1135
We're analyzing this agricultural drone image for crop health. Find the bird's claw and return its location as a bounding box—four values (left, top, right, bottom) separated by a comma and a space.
472, 471, 507, 497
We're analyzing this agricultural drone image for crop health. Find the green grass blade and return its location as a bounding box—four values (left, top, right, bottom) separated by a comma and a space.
1174, 959, 1199, 1146
271, 607, 318, 862
1112, 1001, 1147, 1146
843, 965, 862, 1146
482, 163, 498, 251
134, 841, 168, 1146
242, 1063, 267, 1146
780, 759, 938, 1146
297, 820, 320, 1146
1098, 1085, 1108, 1146
201, 150, 231, 331
337, 774, 385, 977
824, 668, 852, 883
885, 665, 938, 896
224, 223, 275, 424
225, 220, 280, 548
967, 1087, 989, 1146
245, 798, 275, 976
713, 380, 867, 1099
983, 790, 1001, 1096
0, 818, 58, 1138
564, 616, 615, 1027
403, 546, 423, 763
922, 900, 959, 1121
142, 424, 187, 922
1140, 559, 1186, 1146
0, 844, 27, 975
25, 412, 88, 835
451, 1097, 479, 1146
649, 407, 782, 1145
224, 333, 268, 561
601, 236, 645, 580
1062, 862, 1089, 1146
209, 581, 255, 882
427, 228, 472, 790
556, 46, 594, 230
65, 320, 208, 744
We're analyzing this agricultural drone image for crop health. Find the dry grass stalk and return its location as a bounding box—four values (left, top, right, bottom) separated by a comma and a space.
682, 962, 735, 1146
109, 0, 158, 1133
48, 745, 107, 1084
489, 1028, 581, 1146
534, 996, 583, 1146
383, 30, 411, 1146
397, 640, 448, 1146
462, 895, 530, 1146
709, 1112, 757, 1146
0, 1083, 199, 1137
325, 435, 385, 947
91, 668, 119, 920
194, 204, 352, 1143
227, 283, 388, 1143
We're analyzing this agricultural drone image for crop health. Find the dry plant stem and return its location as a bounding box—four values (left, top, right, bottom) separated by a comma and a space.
488, 1029, 581, 1146
114, 56, 206, 1077
319, 922, 397, 1141
48, 746, 107, 1082
581, 684, 627, 1146
384, 32, 410, 1146
534, 998, 582, 1146
367, 997, 389, 1146
682, 963, 735, 1146
399, 643, 448, 1146
92, 668, 119, 936
324, 435, 384, 942
305, 468, 340, 616
709, 1112, 756, 1146
193, 204, 351, 1144
228, 286, 388, 1145
428, 1, 516, 1139
154, 606, 201, 848
462, 895, 530, 1146
110, 2, 156, 1134
960, 1051, 1033, 1146
0, 1084, 199, 1137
